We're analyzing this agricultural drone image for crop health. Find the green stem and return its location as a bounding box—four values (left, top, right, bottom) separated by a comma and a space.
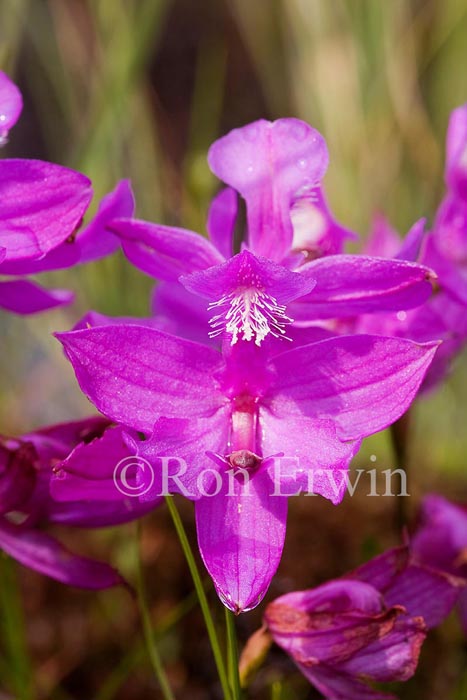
135, 524, 175, 700
389, 410, 411, 531
225, 608, 242, 700
0, 556, 34, 700
165, 496, 232, 700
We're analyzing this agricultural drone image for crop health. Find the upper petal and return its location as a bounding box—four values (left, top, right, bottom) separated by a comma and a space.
208, 119, 328, 262
56, 326, 225, 433
268, 335, 439, 440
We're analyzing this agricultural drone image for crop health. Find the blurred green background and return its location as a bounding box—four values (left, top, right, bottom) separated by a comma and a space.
1, 1, 466, 699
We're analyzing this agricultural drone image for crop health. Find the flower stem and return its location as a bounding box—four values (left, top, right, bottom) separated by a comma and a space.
0, 557, 34, 700
164, 496, 232, 700
389, 410, 411, 530
135, 523, 175, 700
225, 608, 242, 699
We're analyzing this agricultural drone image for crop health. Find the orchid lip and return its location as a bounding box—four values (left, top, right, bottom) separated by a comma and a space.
207, 287, 294, 346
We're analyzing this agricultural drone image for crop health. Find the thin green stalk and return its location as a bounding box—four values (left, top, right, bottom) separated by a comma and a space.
135, 525, 175, 700
225, 608, 242, 700
0, 556, 34, 700
165, 496, 232, 700
95, 588, 200, 700
389, 410, 411, 530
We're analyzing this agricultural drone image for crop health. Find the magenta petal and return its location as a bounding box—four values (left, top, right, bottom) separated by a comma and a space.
340, 618, 425, 682
0, 159, 92, 262
111, 218, 224, 281
78, 179, 134, 263
0, 241, 80, 275
0, 71, 23, 141
412, 494, 467, 576
208, 119, 328, 262
47, 499, 156, 528
260, 413, 361, 503
72, 310, 168, 332
195, 467, 287, 612
56, 326, 225, 433
364, 215, 402, 258
269, 335, 439, 440
182, 249, 316, 303
152, 281, 212, 343
207, 187, 237, 258
0, 280, 73, 314
50, 425, 136, 503
445, 104, 467, 199
0, 520, 125, 589
292, 255, 435, 320
135, 408, 230, 501
351, 546, 464, 630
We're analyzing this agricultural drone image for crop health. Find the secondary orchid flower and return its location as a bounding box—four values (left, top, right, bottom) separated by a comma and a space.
412, 494, 467, 636
0, 71, 131, 314
54, 324, 438, 611
0, 417, 152, 588
263, 545, 463, 700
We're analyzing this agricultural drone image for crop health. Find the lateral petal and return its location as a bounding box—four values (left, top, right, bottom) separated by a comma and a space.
268, 335, 439, 440
56, 326, 224, 433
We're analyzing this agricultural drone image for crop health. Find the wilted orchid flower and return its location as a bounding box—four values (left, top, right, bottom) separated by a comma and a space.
0, 70, 23, 145
0, 72, 131, 313
109, 118, 436, 347
0, 417, 152, 589
54, 323, 438, 611
412, 494, 467, 636
263, 546, 463, 700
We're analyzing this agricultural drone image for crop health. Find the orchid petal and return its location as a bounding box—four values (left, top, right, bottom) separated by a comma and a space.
110, 218, 224, 281
56, 326, 225, 433
50, 425, 136, 503
0, 159, 92, 262
207, 187, 237, 258
208, 118, 328, 261
445, 103, 467, 199
350, 546, 464, 629
134, 408, 231, 501
0, 280, 73, 314
260, 413, 360, 503
151, 281, 212, 343
195, 467, 287, 612
0, 520, 125, 589
292, 255, 435, 320
268, 335, 439, 440
78, 179, 134, 263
